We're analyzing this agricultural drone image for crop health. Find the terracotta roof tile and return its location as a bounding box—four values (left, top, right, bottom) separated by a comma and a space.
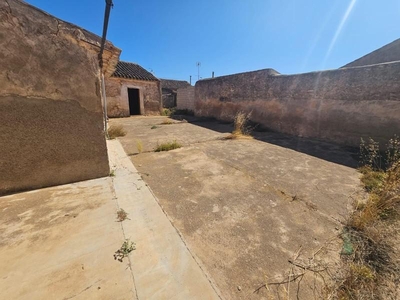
112, 61, 159, 81
160, 79, 191, 90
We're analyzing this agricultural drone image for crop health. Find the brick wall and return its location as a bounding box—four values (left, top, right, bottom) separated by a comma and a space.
177, 86, 195, 111
195, 62, 400, 147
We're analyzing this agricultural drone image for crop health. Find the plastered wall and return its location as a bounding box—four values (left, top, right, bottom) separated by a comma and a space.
0, 0, 117, 195
195, 63, 400, 147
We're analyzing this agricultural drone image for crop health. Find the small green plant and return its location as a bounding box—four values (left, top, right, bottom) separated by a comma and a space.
359, 166, 387, 193
136, 140, 143, 153
155, 141, 182, 152
116, 208, 128, 222
161, 108, 174, 116
107, 125, 126, 139
151, 125, 158, 129
114, 239, 136, 262
109, 169, 116, 177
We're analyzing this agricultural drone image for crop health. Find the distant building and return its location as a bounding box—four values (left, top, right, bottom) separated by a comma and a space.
160, 79, 191, 108
105, 61, 162, 117
342, 38, 400, 68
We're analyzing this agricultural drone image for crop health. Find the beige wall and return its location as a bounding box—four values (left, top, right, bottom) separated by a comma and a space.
177, 86, 195, 111
106, 77, 162, 117
195, 63, 400, 147
0, 0, 117, 195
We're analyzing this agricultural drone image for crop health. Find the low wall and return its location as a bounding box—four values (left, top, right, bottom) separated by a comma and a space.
177, 86, 195, 111
195, 63, 400, 147
0, 0, 118, 195
106, 77, 162, 117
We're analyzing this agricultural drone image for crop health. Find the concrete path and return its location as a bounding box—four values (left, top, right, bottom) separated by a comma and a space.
108, 140, 220, 300
0, 140, 220, 300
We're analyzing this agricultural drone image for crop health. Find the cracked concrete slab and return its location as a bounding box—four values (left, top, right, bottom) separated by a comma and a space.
0, 177, 136, 300
0, 138, 219, 300
111, 116, 365, 299
108, 140, 221, 300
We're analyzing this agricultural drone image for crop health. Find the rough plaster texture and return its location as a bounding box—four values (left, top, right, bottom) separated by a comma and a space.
343, 38, 400, 68
106, 77, 162, 117
177, 86, 195, 111
195, 63, 400, 147
0, 0, 120, 195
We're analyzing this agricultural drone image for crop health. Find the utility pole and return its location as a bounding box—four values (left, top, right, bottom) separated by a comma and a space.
99, 0, 113, 136
196, 62, 201, 81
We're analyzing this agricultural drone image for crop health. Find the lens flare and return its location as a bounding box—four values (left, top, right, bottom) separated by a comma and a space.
324, 0, 358, 64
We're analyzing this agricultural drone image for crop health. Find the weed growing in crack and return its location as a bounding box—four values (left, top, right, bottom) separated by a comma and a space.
114, 239, 136, 262
116, 208, 128, 222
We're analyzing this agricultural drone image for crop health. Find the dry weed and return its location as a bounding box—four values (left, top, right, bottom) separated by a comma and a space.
226, 111, 253, 139
107, 125, 126, 139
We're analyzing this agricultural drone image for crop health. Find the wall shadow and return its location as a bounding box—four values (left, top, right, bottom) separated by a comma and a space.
174, 116, 359, 169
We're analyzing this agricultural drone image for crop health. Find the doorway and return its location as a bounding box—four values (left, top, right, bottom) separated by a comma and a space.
128, 88, 141, 115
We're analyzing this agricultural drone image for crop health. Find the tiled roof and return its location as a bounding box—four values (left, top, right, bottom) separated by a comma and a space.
112, 61, 159, 81
160, 79, 191, 90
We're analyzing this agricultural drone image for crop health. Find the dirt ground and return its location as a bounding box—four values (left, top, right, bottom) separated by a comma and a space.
111, 116, 364, 299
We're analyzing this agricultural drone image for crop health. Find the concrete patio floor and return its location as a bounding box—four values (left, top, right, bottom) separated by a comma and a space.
111, 116, 365, 299
0, 140, 220, 300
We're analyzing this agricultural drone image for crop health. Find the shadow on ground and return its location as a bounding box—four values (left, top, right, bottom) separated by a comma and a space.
172, 115, 359, 168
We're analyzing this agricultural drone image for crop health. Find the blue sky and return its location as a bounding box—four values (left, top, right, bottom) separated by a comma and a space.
26, 0, 400, 83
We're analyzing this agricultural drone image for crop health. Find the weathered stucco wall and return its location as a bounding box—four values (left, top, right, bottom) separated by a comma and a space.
195, 63, 400, 147
106, 77, 162, 117
177, 86, 195, 111
343, 38, 400, 68
0, 0, 118, 195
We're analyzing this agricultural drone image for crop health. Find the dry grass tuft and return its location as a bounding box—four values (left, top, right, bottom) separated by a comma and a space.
161, 119, 174, 125
333, 160, 400, 299
107, 125, 126, 139
225, 111, 253, 139
154, 140, 182, 152
136, 140, 143, 153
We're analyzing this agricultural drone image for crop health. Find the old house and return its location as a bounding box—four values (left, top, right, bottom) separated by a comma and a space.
105, 61, 162, 117
160, 79, 191, 108
0, 0, 120, 195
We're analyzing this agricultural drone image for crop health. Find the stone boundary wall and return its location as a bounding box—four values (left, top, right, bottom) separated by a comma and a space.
0, 0, 119, 195
177, 86, 195, 111
195, 62, 400, 147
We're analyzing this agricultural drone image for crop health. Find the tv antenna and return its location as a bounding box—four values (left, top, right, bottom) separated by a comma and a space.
196, 62, 201, 80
